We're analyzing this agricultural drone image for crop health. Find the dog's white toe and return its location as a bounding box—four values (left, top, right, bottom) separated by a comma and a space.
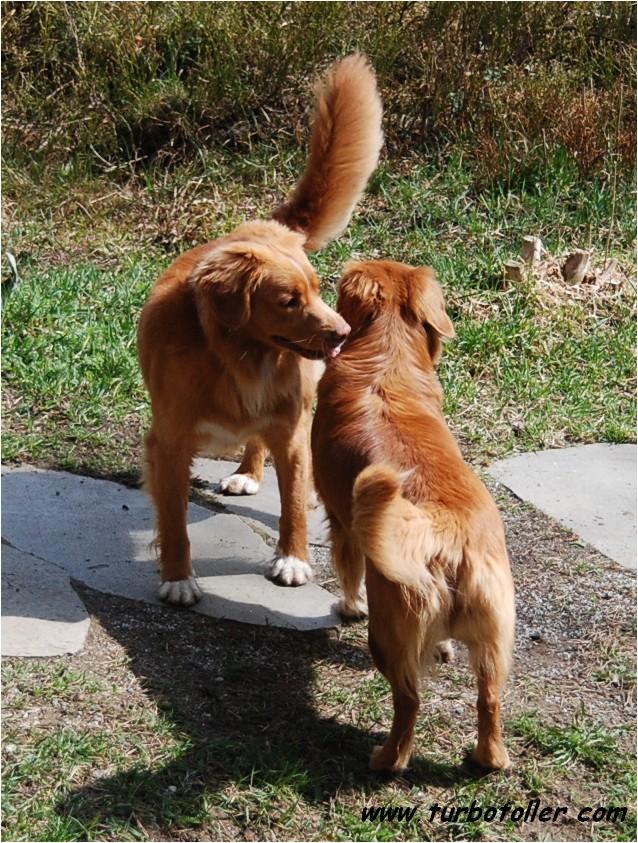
220, 473, 260, 495
158, 577, 202, 607
268, 556, 313, 586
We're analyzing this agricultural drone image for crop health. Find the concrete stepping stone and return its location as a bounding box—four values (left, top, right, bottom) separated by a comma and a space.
1, 466, 339, 643
2, 543, 90, 656
488, 444, 636, 570
192, 458, 329, 545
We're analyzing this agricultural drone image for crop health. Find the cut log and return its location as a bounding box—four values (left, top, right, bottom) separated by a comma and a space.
504, 260, 525, 282
562, 249, 590, 285
521, 236, 544, 265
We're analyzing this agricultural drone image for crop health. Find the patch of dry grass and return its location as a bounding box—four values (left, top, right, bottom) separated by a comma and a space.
2, 1, 635, 187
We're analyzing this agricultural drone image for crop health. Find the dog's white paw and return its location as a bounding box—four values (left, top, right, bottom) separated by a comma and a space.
158, 577, 202, 607
220, 473, 260, 495
268, 556, 313, 586
337, 595, 368, 620
434, 639, 455, 664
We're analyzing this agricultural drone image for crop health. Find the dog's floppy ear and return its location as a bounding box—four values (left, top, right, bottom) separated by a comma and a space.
192, 243, 265, 334
336, 261, 386, 327
407, 267, 454, 365
408, 267, 455, 338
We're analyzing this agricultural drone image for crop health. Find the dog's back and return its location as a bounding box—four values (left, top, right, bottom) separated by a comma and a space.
313, 260, 495, 529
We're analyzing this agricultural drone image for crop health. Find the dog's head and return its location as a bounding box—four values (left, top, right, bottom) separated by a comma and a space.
192, 222, 350, 360
337, 260, 454, 365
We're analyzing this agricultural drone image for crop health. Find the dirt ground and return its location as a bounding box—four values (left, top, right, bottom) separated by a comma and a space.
2, 477, 635, 841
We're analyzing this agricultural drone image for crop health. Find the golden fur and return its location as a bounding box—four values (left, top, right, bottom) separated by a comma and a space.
138, 55, 383, 605
273, 54, 384, 249
312, 260, 515, 772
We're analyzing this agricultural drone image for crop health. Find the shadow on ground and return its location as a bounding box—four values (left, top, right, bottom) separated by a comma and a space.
54, 586, 471, 835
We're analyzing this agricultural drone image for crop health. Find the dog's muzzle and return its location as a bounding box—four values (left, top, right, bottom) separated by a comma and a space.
273, 326, 349, 360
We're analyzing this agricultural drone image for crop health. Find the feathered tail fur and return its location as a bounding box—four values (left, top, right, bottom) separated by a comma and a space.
352, 464, 463, 598
272, 53, 383, 251
352, 464, 464, 674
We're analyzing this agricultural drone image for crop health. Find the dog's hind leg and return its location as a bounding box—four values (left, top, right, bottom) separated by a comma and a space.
145, 430, 201, 607
460, 576, 514, 770
220, 437, 266, 495
369, 678, 419, 774
471, 665, 510, 770
463, 630, 511, 770
367, 568, 422, 772
368, 641, 420, 772
328, 519, 367, 619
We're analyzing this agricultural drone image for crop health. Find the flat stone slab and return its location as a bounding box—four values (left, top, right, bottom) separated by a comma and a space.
192, 458, 329, 546
488, 444, 637, 570
1, 466, 339, 641
2, 544, 90, 656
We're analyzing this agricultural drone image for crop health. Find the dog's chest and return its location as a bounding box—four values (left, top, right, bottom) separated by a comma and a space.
237, 355, 278, 417
194, 355, 294, 456
195, 419, 261, 456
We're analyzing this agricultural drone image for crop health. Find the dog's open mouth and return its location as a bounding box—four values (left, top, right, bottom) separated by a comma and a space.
273, 336, 344, 360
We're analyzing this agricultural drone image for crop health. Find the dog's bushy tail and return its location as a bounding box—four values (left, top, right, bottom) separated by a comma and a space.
352, 464, 462, 596
353, 464, 462, 673
272, 53, 383, 251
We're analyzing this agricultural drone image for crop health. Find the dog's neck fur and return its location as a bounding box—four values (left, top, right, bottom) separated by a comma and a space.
316, 308, 465, 504
336, 313, 445, 410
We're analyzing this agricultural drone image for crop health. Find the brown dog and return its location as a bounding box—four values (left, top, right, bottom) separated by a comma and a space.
312, 260, 515, 772
138, 55, 383, 605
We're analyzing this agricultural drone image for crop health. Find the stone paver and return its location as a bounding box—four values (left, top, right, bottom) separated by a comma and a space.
2, 543, 90, 656
192, 458, 329, 546
488, 444, 637, 570
1, 466, 339, 655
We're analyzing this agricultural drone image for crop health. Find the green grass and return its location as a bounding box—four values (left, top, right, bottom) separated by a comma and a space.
2, 662, 104, 702
2, 255, 155, 474
512, 712, 621, 771
3, 724, 194, 841
3, 154, 635, 474
509, 713, 637, 841
2, 659, 194, 842
0, 673, 606, 843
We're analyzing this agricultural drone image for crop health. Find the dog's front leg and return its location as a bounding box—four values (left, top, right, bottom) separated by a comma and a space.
145, 431, 202, 606
264, 420, 313, 586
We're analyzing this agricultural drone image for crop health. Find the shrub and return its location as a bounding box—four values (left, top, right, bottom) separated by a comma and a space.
2, 1, 635, 184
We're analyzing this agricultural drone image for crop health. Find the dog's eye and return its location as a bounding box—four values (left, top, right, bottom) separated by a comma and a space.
281, 296, 301, 309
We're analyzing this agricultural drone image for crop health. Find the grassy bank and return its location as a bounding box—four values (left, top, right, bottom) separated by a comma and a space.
3, 1, 635, 182
3, 2, 635, 478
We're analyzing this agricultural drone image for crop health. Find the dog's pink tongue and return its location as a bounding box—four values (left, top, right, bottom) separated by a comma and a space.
328, 345, 342, 358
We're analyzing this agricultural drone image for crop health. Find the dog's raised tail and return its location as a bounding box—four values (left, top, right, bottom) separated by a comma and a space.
272, 53, 383, 251
352, 464, 462, 594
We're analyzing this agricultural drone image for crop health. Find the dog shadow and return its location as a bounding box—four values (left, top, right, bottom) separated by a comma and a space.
55, 585, 471, 834
1, 467, 474, 828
